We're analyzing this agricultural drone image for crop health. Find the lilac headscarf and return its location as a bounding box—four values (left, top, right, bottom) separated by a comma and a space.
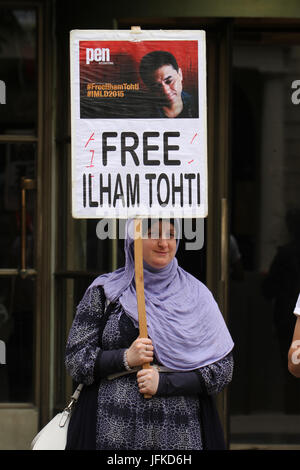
89, 219, 233, 371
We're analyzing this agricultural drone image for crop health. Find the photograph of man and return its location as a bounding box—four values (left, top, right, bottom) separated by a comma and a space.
139, 50, 198, 118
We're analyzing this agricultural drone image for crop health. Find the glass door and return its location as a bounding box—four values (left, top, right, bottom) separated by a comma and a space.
229, 24, 300, 449
0, 143, 37, 403
0, 4, 47, 450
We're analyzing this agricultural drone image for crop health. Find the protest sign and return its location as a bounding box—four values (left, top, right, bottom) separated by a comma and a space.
70, 30, 208, 392
70, 29, 207, 219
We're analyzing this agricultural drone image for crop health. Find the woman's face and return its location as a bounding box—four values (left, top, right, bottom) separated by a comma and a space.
142, 221, 177, 269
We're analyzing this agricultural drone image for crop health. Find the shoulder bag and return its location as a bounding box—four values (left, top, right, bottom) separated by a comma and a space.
31, 383, 83, 450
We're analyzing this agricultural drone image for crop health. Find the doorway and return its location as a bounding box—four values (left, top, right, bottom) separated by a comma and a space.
229, 27, 300, 448
0, 3, 52, 449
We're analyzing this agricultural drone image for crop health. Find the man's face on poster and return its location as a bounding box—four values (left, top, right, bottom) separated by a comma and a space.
148, 64, 183, 107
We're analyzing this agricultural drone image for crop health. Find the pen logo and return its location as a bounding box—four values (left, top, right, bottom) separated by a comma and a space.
86, 48, 111, 65
0, 340, 6, 364
0, 80, 6, 104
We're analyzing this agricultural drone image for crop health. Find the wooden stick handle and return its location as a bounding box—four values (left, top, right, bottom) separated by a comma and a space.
134, 219, 151, 399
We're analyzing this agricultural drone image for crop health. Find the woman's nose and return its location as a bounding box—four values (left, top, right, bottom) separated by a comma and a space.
158, 237, 168, 248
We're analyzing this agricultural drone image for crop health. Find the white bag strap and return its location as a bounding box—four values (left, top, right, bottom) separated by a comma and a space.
71, 383, 83, 401
63, 383, 84, 415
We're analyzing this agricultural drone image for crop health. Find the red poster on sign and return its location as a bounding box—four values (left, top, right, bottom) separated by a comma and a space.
79, 41, 199, 119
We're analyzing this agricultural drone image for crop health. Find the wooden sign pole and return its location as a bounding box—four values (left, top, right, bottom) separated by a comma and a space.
134, 218, 151, 399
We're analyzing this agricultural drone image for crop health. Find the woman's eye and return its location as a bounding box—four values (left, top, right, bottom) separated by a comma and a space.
147, 229, 159, 238
165, 232, 175, 239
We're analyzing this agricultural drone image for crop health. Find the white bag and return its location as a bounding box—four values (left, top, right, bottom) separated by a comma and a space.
31, 384, 83, 450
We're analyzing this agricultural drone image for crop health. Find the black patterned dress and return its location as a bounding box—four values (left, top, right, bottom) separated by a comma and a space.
65, 286, 233, 450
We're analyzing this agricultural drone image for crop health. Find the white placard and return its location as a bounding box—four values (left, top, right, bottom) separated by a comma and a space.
70, 29, 207, 219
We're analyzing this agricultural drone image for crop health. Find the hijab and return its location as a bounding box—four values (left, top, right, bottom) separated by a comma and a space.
89, 219, 234, 371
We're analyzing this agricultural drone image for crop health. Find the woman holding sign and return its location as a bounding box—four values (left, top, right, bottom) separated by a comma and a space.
65, 219, 234, 450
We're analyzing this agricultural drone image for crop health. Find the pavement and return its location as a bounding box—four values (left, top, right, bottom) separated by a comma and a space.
230, 413, 300, 449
